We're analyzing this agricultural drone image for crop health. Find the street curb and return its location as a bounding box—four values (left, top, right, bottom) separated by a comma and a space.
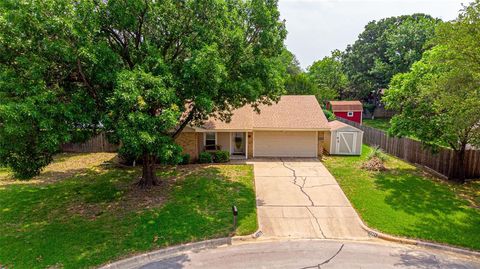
359, 222, 480, 258
99, 237, 232, 269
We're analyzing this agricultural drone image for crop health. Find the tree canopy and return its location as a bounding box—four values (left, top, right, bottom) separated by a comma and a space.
308, 50, 348, 104
342, 14, 439, 100
383, 1, 480, 182
0, 0, 287, 185
282, 50, 348, 106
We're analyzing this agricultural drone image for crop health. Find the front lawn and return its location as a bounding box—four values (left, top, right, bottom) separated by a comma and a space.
323, 145, 480, 250
0, 154, 256, 268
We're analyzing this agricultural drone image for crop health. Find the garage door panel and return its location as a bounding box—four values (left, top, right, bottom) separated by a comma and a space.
254, 131, 316, 157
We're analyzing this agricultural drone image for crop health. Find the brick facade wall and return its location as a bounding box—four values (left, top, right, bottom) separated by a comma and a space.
247, 132, 253, 158
318, 131, 325, 158
175, 132, 199, 162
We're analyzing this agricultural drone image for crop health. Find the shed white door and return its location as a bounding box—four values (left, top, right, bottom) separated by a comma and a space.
336, 132, 357, 155
254, 131, 317, 157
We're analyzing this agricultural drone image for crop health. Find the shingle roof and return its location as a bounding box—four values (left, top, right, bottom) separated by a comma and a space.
201, 95, 329, 130
328, 100, 363, 112
328, 120, 363, 132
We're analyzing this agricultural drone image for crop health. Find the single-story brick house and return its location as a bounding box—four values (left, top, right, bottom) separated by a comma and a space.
326, 100, 363, 124
175, 95, 362, 161
176, 95, 362, 160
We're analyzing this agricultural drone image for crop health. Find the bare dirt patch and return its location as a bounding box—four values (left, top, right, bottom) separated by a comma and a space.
0, 153, 117, 186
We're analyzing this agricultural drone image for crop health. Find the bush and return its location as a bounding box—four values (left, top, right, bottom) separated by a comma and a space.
362, 145, 386, 171
199, 152, 213, 164
367, 145, 386, 161
323, 109, 336, 121
180, 153, 190, 165
363, 103, 376, 114
213, 150, 230, 163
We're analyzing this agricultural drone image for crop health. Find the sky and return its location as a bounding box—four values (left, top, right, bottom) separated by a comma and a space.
278, 0, 469, 69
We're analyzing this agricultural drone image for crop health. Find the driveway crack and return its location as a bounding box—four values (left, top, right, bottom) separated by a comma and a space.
299, 244, 344, 269
281, 159, 315, 206
306, 206, 326, 238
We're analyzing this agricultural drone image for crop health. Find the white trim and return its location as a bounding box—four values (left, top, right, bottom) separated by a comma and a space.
316, 131, 319, 157
230, 132, 247, 157
203, 132, 218, 147
347, 111, 354, 117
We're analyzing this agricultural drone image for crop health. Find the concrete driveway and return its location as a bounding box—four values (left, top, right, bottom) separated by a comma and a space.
251, 158, 368, 239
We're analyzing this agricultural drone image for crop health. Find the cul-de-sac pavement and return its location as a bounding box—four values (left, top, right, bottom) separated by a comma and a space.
134, 159, 480, 269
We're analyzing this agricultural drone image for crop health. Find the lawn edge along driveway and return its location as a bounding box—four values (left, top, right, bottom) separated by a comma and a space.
322, 145, 480, 251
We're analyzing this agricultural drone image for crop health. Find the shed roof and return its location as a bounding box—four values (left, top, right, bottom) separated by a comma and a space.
328, 120, 362, 132
200, 95, 329, 130
328, 100, 363, 112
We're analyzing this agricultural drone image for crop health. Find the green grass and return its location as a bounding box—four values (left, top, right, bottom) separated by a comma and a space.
323, 145, 480, 250
0, 157, 257, 268
0, 166, 9, 176
363, 118, 391, 131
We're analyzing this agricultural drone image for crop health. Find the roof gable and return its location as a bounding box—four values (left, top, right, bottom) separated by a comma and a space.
328, 100, 363, 112
200, 95, 329, 130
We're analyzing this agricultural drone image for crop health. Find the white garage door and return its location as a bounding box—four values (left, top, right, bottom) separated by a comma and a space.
254, 131, 317, 157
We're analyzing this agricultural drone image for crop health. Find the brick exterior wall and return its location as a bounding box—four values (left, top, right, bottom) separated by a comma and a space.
317, 131, 325, 158
247, 132, 253, 158
175, 132, 199, 162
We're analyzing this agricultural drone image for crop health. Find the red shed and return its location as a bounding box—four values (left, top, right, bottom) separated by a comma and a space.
326, 100, 363, 124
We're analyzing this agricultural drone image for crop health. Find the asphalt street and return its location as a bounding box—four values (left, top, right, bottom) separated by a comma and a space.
138, 240, 480, 269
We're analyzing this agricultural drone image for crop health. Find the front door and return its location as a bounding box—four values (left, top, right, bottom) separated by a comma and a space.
232, 132, 245, 155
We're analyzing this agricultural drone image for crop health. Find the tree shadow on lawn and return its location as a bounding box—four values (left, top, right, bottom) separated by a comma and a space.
0, 164, 256, 268
373, 167, 466, 216
373, 167, 480, 250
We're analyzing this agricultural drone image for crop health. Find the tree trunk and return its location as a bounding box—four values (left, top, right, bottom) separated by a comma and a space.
452, 145, 466, 183
137, 153, 159, 188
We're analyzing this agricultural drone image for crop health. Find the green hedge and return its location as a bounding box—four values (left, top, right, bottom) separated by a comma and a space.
213, 150, 230, 163
199, 152, 213, 163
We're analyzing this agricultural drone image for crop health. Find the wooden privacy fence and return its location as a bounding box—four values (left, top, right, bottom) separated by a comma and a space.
337, 118, 480, 179
61, 133, 118, 153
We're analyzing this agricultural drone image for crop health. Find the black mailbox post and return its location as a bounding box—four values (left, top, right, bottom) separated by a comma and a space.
232, 205, 238, 229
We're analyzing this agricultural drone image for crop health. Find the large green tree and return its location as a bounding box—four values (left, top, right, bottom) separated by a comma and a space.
0, 0, 286, 186
383, 1, 480, 182
308, 50, 348, 104
342, 14, 439, 100
281, 49, 348, 105
279, 49, 318, 97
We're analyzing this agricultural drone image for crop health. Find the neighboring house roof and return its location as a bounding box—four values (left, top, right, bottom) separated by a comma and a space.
200, 95, 329, 131
328, 100, 363, 112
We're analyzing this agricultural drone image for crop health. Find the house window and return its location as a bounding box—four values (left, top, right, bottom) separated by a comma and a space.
347, 111, 354, 117
205, 132, 216, 150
